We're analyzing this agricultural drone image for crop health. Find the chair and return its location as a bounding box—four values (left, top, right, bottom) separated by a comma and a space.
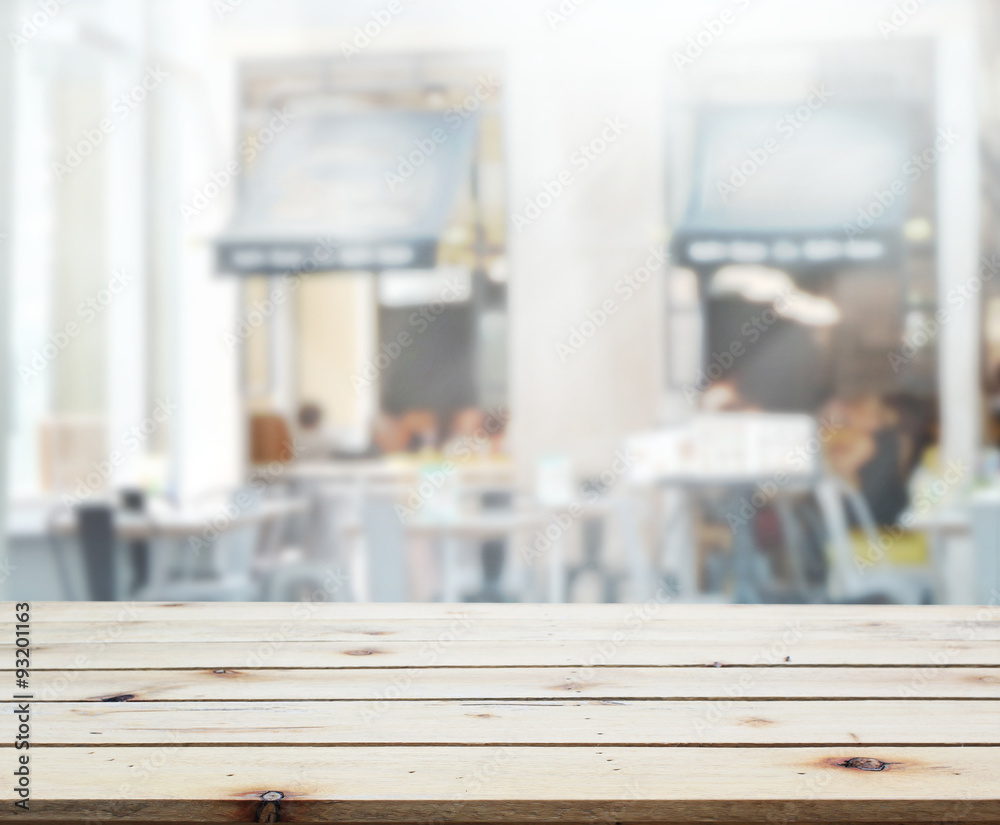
360, 493, 410, 601
258, 484, 353, 602
464, 490, 514, 603
75, 505, 117, 600
136, 489, 273, 601
249, 413, 294, 465
816, 475, 934, 604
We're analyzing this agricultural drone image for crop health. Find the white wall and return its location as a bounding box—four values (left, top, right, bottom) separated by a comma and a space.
159, 0, 243, 499
504, 36, 666, 482
0, 0, 15, 591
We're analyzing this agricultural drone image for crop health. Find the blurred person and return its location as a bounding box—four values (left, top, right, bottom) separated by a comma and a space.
987, 365, 1000, 449
444, 407, 488, 460
400, 409, 439, 453
372, 412, 410, 455
701, 378, 761, 412
371, 409, 441, 455
487, 409, 509, 455
295, 402, 339, 460
450, 407, 485, 438
823, 395, 910, 526
885, 393, 938, 477
442, 407, 509, 459
701, 380, 742, 411
906, 430, 961, 516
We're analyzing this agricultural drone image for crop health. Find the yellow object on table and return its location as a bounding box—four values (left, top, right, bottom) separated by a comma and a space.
850, 526, 930, 567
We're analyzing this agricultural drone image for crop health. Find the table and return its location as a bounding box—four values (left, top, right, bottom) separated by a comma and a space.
70, 498, 309, 600
3, 602, 1000, 823
46, 497, 310, 541
906, 489, 1000, 605
264, 459, 519, 602
8, 497, 310, 600
267, 458, 516, 490
341, 511, 547, 601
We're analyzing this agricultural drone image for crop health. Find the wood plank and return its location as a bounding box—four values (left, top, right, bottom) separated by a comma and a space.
2, 746, 997, 821
8, 617, 1000, 642
23, 601, 1000, 624
15, 638, 1000, 669
26, 666, 1000, 702
5, 604, 994, 823
33, 816, 984, 825
18, 700, 1000, 746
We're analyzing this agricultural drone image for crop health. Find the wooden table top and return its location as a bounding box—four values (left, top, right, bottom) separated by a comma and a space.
3, 602, 999, 823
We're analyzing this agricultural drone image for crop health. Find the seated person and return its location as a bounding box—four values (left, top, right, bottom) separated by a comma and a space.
400, 409, 438, 452
701, 378, 762, 412
372, 409, 438, 455
823, 395, 911, 526
295, 402, 339, 460
987, 365, 1000, 449
372, 412, 411, 455
442, 407, 508, 459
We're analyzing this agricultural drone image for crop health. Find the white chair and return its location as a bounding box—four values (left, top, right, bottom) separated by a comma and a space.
815, 475, 934, 604
138, 489, 277, 602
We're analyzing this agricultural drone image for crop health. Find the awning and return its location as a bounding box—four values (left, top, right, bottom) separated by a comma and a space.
672, 102, 915, 269
216, 108, 479, 274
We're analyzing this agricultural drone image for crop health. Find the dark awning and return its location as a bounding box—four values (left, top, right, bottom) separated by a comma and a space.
672, 102, 914, 269
216, 108, 479, 274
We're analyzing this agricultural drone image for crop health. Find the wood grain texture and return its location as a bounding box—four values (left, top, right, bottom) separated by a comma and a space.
25, 665, 1000, 701
3, 602, 997, 823
7, 617, 1000, 642
1, 746, 998, 821
13, 638, 1000, 668
16, 699, 1000, 745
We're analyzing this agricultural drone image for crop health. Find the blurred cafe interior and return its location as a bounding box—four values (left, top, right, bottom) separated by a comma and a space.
3, 0, 1000, 605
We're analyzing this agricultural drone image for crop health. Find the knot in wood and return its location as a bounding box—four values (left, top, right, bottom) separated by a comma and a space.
257, 791, 284, 822
843, 757, 886, 771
